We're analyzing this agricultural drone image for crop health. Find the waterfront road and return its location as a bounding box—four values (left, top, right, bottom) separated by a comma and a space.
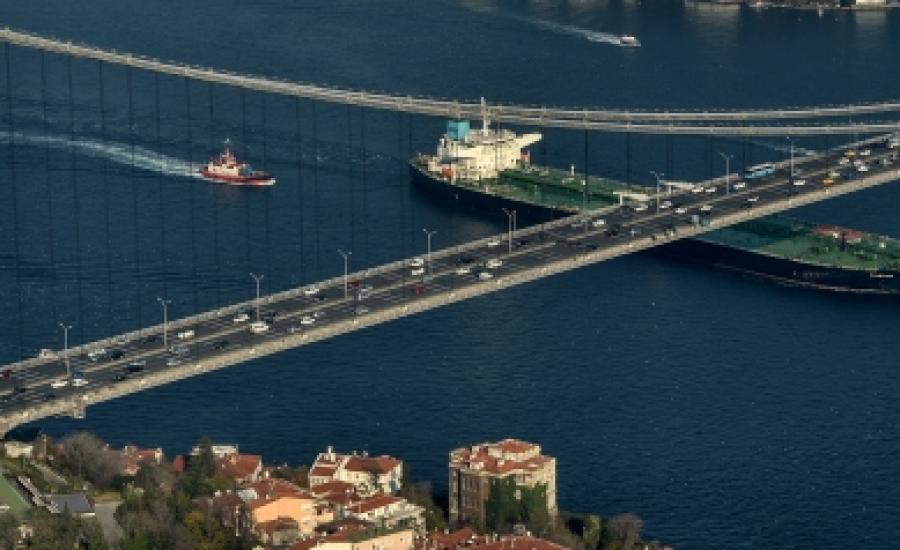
0, 140, 897, 431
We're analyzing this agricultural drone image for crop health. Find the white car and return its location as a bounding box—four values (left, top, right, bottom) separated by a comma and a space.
486, 238, 501, 248
249, 321, 270, 335
303, 286, 320, 297
50, 378, 69, 389
838, 157, 850, 166
300, 316, 316, 326
691, 186, 704, 194
700, 204, 713, 213
705, 186, 717, 194
747, 195, 760, 203
633, 203, 648, 212
478, 271, 494, 281
286, 325, 302, 335
859, 149, 872, 157
113, 335, 130, 345
167, 358, 182, 367
411, 267, 425, 276
177, 329, 195, 340
486, 259, 503, 269
72, 377, 89, 388
233, 313, 250, 323
828, 170, 840, 178
659, 200, 672, 210
591, 218, 606, 228
87, 348, 107, 361
792, 179, 807, 186
455, 266, 472, 276
409, 258, 424, 268
38, 349, 58, 360
674, 207, 688, 215
857, 163, 870, 173
732, 181, 746, 190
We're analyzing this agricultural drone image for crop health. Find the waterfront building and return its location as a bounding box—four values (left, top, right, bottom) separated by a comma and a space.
448, 439, 557, 526
118, 444, 164, 476
291, 518, 415, 550
310, 446, 404, 494
416, 528, 566, 550
246, 478, 334, 536
344, 493, 426, 533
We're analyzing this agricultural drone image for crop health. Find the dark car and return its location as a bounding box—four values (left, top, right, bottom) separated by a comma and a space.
42, 392, 56, 402
456, 256, 475, 265
213, 340, 230, 351
125, 363, 145, 374
0, 369, 11, 379
113, 373, 128, 382
109, 349, 125, 360
412, 283, 426, 295
141, 335, 159, 345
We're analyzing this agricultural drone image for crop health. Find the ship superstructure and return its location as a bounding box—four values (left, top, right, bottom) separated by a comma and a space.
422, 100, 542, 183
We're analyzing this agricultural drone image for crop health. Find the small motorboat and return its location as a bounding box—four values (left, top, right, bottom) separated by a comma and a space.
619, 35, 640, 47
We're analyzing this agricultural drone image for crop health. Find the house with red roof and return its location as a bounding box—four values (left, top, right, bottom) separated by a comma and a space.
344, 493, 425, 533
118, 444, 164, 477
290, 518, 416, 550
310, 446, 404, 495
218, 453, 264, 484
415, 529, 567, 550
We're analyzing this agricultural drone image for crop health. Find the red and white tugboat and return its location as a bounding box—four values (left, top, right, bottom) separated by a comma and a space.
199, 139, 275, 186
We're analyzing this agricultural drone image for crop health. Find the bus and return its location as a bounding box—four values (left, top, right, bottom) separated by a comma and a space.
744, 163, 777, 180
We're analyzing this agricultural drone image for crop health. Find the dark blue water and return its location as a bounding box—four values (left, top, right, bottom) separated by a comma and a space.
1, 1, 900, 548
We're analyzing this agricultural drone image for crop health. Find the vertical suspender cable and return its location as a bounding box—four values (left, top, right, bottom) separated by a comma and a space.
347, 104, 355, 262
185, 77, 198, 314
583, 129, 589, 212
67, 55, 85, 344
361, 106, 368, 267
244, 91, 251, 272
99, 60, 112, 332
312, 100, 320, 279
155, 72, 167, 301
4, 43, 23, 356
41, 51, 59, 329
127, 65, 143, 332
295, 97, 304, 286
263, 95, 271, 294
209, 83, 221, 305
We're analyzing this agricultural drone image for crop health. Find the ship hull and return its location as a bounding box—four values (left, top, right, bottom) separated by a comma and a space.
654, 238, 900, 295
410, 162, 900, 295
199, 169, 275, 187
409, 162, 568, 226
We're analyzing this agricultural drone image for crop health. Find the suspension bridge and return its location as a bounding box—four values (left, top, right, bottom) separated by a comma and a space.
0, 28, 898, 434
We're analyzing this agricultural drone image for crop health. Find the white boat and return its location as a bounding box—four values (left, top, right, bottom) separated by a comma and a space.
618, 35, 640, 47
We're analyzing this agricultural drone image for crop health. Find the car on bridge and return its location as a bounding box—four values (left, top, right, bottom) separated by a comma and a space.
213, 340, 230, 351
455, 265, 472, 276
233, 312, 250, 323
177, 330, 195, 340
732, 181, 746, 190
303, 286, 320, 297
409, 257, 425, 268
486, 259, 503, 269
250, 321, 270, 335
88, 349, 107, 361
487, 238, 501, 248
300, 316, 316, 326
72, 375, 89, 388
50, 378, 69, 389
354, 306, 369, 316
478, 271, 494, 281
411, 267, 425, 276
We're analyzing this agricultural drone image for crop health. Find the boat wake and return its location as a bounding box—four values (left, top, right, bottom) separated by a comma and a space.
1, 131, 202, 179
507, 15, 624, 46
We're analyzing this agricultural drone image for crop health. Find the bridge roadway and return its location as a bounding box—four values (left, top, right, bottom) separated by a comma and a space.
0, 144, 897, 433
2, 27, 900, 136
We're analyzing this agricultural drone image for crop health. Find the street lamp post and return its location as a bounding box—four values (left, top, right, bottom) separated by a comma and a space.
718, 153, 733, 195
249, 274, 264, 321
156, 297, 171, 350
650, 171, 664, 213
787, 136, 795, 182
338, 250, 352, 297
423, 228, 437, 276
501, 208, 516, 253
58, 322, 72, 380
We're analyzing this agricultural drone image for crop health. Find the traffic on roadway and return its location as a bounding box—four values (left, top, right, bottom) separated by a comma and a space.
1, 136, 897, 419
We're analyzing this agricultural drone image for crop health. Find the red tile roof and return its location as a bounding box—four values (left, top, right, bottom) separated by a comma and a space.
309, 466, 337, 477
290, 538, 320, 550
249, 478, 309, 501
417, 528, 478, 549
451, 440, 550, 476
494, 439, 536, 454
345, 494, 402, 514
172, 455, 186, 474
219, 454, 262, 480
416, 531, 564, 550
344, 455, 401, 475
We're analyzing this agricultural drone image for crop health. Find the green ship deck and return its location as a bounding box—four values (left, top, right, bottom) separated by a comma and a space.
702, 218, 900, 271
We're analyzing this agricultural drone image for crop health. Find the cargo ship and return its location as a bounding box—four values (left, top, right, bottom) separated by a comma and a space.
200, 139, 275, 186
410, 115, 900, 294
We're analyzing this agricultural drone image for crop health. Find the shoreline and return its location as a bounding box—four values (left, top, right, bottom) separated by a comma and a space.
693, 1, 900, 11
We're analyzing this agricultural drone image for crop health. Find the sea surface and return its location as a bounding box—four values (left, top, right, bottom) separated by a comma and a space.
1, 1, 899, 548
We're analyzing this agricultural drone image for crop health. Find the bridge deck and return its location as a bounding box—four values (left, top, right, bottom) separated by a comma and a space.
1, 28, 899, 135
1, 143, 897, 434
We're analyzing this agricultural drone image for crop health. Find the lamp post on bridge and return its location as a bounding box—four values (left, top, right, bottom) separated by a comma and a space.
338, 250, 352, 297
58, 322, 72, 380
718, 153, 733, 195
423, 228, 437, 276
249, 273, 264, 322
787, 136, 795, 182
156, 297, 171, 350
501, 208, 516, 254
650, 171, 664, 213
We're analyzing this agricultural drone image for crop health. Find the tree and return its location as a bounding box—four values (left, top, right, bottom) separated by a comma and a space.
603, 513, 643, 550
397, 462, 447, 532
520, 484, 550, 535
58, 432, 120, 490
583, 514, 602, 550
484, 477, 520, 533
